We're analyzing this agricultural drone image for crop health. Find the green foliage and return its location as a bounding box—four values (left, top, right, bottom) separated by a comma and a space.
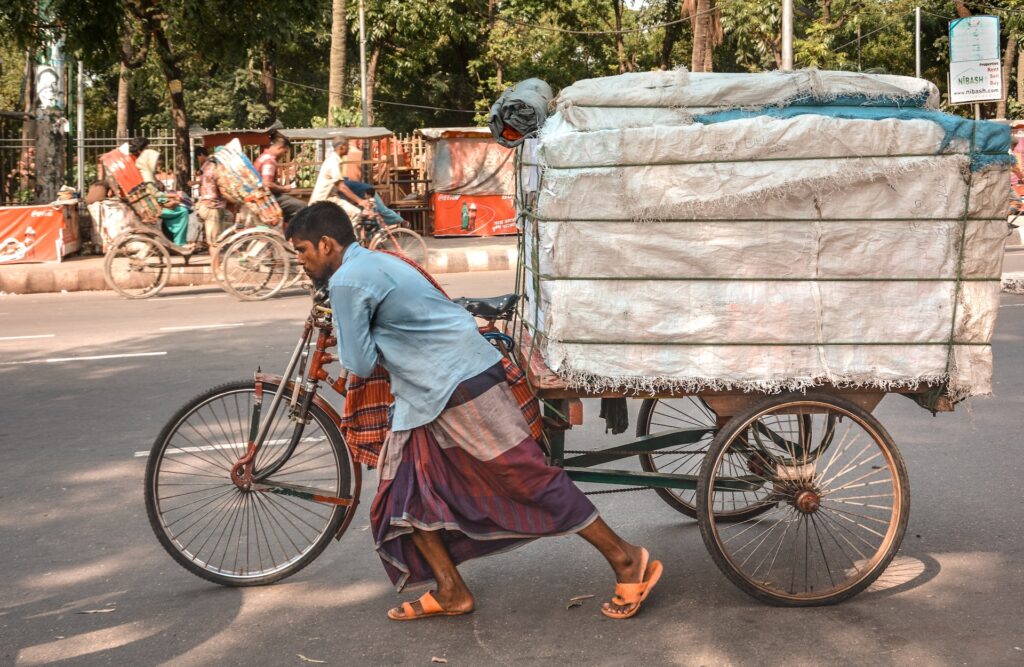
0, 41, 27, 110
2, 0, 1024, 133
721, 1, 780, 72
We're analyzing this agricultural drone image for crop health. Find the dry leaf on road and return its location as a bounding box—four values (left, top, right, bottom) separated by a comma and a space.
431, 657, 448, 664
566, 594, 595, 609
297, 654, 326, 663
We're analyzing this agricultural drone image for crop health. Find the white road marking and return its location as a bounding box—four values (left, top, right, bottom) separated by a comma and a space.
1000, 303, 1024, 308
0, 351, 167, 366
159, 323, 244, 331
0, 334, 55, 341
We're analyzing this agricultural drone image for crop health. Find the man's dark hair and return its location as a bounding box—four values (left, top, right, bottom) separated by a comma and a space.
194, 146, 209, 157
285, 201, 356, 247
128, 136, 150, 156
268, 131, 292, 149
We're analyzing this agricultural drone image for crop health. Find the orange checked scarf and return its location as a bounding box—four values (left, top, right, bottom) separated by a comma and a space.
337, 253, 541, 468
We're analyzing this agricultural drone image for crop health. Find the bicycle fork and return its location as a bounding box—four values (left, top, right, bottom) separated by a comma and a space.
229, 321, 355, 511
230, 321, 313, 490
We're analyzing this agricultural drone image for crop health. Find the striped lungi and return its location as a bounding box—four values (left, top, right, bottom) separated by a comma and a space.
370, 362, 598, 591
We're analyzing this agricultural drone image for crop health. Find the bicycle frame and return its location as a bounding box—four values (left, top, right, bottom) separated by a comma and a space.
229, 298, 359, 533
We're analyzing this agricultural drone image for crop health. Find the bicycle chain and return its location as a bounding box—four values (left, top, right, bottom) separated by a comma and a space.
562, 449, 706, 456
583, 486, 652, 496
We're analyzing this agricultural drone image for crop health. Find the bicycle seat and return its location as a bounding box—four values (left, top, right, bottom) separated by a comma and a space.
453, 293, 520, 320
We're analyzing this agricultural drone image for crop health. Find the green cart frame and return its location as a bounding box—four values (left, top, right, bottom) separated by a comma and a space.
515, 328, 948, 606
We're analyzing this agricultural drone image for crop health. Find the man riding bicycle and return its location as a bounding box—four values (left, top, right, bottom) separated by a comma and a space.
254, 132, 307, 223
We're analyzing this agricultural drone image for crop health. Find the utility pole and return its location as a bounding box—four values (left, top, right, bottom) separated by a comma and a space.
915, 7, 922, 78
357, 0, 369, 180
358, 0, 368, 128
781, 0, 794, 70
76, 60, 84, 196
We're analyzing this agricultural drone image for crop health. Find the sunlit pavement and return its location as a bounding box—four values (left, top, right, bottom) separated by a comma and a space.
2, 275, 1023, 666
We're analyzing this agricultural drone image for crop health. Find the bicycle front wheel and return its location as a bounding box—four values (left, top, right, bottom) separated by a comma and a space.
103, 233, 171, 298
221, 233, 290, 301
144, 380, 354, 586
369, 226, 428, 266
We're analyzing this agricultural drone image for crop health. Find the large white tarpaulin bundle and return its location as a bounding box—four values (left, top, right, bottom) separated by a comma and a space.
518, 69, 1012, 400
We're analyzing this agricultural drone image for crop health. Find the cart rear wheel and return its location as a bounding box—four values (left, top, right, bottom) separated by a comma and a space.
222, 233, 290, 301
638, 398, 775, 522
697, 392, 909, 606
103, 233, 171, 299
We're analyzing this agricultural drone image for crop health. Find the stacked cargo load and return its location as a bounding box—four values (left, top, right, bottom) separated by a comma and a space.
211, 139, 284, 226
517, 69, 1012, 401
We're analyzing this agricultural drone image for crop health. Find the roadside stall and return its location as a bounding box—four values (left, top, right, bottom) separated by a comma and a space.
0, 199, 80, 264
418, 127, 516, 237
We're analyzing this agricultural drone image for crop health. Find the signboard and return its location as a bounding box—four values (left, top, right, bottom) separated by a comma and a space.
0, 204, 78, 264
431, 193, 516, 237
948, 16, 1002, 104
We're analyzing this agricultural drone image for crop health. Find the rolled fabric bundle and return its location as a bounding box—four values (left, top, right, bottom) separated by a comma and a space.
210, 140, 270, 205
243, 189, 284, 226
488, 78, 553, 148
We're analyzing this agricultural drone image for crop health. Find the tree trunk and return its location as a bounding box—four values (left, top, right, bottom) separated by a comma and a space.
260, 41, 277, 122
20, 50, 35, 191
660, 0, 682, 69
366, 46, 380, 126
953, 2, 971, 19
997, 35, 1017, 119
34, 110, 66, 204
691, 0, 710, 72
613, 0, 627, 74
1017, 46, 1024, 104
117, 60, 130, 140
328, 0, 347, 117
150, 27, 190, 188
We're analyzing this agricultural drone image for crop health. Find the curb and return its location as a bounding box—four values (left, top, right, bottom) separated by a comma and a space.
1004, 272, 1024, 295
0, 246, 520, 296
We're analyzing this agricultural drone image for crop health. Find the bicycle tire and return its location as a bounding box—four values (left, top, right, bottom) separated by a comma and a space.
696, 392, 910, 606
637, 398, 775, 522
221, 233, 291, 301
145, 379, 353, 587
103, 233, 171, 299
369, 226, 428, 266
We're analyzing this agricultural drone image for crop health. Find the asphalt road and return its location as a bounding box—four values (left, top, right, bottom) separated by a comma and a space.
1005, 246, 1024, 273
1, 275, 1023, 666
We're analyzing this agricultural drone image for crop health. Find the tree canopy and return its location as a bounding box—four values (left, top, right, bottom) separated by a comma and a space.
2, 0, 1023, 136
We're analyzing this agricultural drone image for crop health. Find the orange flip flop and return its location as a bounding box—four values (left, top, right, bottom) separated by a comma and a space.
387, 591, 472, 621
601, 548, 663, 620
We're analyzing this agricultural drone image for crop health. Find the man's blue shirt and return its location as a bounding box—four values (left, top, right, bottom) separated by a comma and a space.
328, 243, 502, 431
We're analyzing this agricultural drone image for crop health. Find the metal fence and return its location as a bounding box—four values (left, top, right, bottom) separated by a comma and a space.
0, 123, 182, 205
0, 115, 35, 206
79, 128, 178, 187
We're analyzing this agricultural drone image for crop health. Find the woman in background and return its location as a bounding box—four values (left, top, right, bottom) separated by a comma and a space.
136, 149, 191, 247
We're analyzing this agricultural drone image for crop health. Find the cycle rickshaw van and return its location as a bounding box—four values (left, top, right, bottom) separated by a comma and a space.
143, 70, 1013, 607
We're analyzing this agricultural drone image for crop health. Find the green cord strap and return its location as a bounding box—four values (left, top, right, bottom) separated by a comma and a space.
557, 340, 990, 347
521, 211, 1005, 224
525, 273, 1002, 283
520, 151, 1000, 171
944, 123, 977, 382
